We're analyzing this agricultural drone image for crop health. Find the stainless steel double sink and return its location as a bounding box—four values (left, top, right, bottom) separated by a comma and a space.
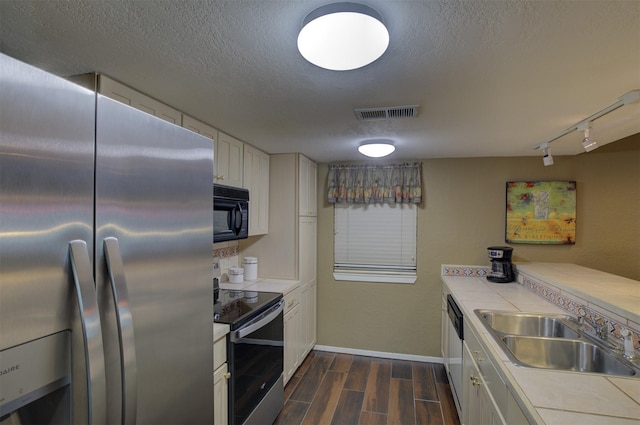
475, 310, 639, 377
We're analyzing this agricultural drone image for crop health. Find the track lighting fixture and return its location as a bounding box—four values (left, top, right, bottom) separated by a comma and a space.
532, 89, 639, 155
542, 143, 554, 166
578, 122, 597, 152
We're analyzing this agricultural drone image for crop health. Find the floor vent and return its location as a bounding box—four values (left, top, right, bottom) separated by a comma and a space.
354, 105, 419, 121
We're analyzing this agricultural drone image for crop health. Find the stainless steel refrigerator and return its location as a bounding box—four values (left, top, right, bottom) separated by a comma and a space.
0, 53, 214, 424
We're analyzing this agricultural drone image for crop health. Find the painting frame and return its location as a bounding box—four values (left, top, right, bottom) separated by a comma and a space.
505, 181, 576, 245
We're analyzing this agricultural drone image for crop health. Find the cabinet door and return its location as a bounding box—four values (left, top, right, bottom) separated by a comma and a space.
243, 145, 269, 235
298, 155, 317, 217
300, 282, 311, 359
478, 384, 506, 425
299, 217, 317, 286
299, 217, 317, 358
98, 76, 181, 124
182, 116, 217, 180
213, 363, 228, 425
505, 390, 530, 425
284, 305, 301, 385
309, 279, 317, 348
463, 343, 506, 425
462, 343, 478, 425
217, 132, 244, 187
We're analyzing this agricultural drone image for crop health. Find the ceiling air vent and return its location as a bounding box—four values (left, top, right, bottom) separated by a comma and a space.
354, 105, 419, 121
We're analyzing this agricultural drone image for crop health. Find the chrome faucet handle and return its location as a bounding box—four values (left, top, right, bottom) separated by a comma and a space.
579, 315, 609, 341
593, 317, 609, 340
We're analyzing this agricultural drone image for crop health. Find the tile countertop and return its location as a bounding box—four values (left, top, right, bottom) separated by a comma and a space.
515, 262, 640, 326
214, 323, 228, 342
219, 278, 299, 295
442, 264, 640, 425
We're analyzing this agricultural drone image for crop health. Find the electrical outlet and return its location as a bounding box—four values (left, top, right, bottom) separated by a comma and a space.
213, 257, 221, 278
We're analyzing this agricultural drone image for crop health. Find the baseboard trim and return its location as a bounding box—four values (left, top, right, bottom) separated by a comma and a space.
313, 345, 444, 364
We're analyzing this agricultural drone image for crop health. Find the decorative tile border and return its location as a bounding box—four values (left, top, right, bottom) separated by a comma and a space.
441, 265, 490, 277
214, 245, 239, 259
521, 274, 640, 350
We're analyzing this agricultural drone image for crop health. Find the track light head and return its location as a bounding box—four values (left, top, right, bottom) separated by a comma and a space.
581, 127, 597, 152
542, 143, 554, 166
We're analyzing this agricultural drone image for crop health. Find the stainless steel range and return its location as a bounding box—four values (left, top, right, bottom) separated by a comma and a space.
214, 289, 284, 425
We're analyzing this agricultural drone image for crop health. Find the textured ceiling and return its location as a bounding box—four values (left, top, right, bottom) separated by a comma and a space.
1, 0, 639, 163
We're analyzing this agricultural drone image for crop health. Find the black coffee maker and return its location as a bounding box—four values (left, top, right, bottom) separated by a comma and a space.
487, 246, 514, 283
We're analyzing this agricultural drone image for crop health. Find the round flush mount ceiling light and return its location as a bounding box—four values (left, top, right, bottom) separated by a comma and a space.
297, 2, 389, 71
358, 141, 395, 158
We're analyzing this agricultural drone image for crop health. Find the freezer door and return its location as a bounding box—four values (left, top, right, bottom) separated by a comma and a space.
95, 96, 214, 424
0, 54, 104, 424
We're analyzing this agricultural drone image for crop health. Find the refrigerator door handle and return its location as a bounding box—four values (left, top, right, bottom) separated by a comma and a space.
69, 240, 107, 425
103, 237, 138, 425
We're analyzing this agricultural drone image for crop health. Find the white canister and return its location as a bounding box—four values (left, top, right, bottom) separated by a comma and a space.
228, 267, 244, 284
243, 257, 258, 281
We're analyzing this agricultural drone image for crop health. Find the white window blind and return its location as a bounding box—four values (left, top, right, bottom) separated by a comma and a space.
334, 203, 417, 282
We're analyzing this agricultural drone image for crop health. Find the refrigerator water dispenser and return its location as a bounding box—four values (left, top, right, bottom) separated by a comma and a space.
0, 332, 71, 424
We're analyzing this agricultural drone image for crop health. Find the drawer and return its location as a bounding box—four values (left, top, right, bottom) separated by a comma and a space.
284, 287, 300, 314
214, 336, 227, 371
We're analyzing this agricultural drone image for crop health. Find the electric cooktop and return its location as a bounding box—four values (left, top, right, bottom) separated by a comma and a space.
214, 288, 282, 329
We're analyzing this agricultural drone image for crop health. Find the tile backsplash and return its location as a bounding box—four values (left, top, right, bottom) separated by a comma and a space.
213, 242, 239, 282
519, 272, 640, 350
441, 264, 640, 351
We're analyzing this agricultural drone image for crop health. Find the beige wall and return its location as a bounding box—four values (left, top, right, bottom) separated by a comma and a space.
316, 134, 640, 357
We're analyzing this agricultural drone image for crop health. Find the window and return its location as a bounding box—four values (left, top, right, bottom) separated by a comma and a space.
334, 203, 417, 283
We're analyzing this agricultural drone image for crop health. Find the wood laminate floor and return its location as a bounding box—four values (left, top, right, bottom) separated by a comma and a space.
275, 350, 461, 425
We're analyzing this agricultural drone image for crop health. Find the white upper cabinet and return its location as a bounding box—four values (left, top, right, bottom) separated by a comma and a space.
298, 155, 317, 217
183, 118, 245, 188
243, 144, 269, 236
181, 115, 217, 180
216, 132, 244, 188
98, 75, 182, 125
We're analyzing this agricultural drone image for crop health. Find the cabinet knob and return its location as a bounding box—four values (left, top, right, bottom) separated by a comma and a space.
224, 372, 231, 380
215, 174, 225, 181
470, 376, 480, 386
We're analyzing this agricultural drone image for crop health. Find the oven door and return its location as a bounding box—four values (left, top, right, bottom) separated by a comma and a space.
228, 299, 284, 425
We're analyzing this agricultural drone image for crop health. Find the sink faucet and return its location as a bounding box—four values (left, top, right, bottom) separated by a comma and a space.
579, 315, 609, 342
593, 317, 608, 341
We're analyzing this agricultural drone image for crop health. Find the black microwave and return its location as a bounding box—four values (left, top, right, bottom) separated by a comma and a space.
213, 184, 249, 242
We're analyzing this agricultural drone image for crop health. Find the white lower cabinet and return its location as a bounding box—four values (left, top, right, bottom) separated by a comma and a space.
283, 285, 301, 385
462, 342, 505, 425
214, 363, 228, 425
298, 216, 317, 360
506, 388, 530, 424
284, 303, 301, 384
299, 280, 317, 360
461, 323, 529, 425
214, 333, 229, 425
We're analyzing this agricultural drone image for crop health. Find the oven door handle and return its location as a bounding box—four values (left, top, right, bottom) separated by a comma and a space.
232, 299, 285, 341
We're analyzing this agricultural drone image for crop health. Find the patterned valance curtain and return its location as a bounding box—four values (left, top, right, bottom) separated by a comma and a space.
327, 162, 422, 204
